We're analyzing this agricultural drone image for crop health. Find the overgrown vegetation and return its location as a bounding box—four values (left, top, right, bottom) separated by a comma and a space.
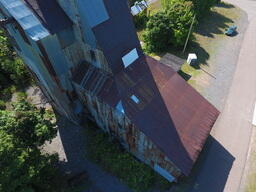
133, 11, 149, 30
186, 0, 220, 19
85, 124, 172, 192
0, 29, 31, 101
0, 99, 60, 192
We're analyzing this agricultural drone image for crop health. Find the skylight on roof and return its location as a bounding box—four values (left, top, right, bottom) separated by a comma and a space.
122, 48, 139, 68
131, 95, 140, 104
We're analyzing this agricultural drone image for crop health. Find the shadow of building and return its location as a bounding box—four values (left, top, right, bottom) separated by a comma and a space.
185, 136, 235, 192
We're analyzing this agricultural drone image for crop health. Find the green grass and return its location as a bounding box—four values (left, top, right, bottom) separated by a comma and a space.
148, 0, 162, 14
136, 1, 242, 92
84, 124, 172, 192
246, 172, 256, 192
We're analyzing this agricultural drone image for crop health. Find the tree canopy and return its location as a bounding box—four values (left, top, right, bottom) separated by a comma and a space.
143, 0, 195, 52
0, 29, 30, 91
0, 100, 58, 192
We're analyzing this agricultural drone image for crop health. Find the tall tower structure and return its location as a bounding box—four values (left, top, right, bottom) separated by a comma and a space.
0, 0, 219, 182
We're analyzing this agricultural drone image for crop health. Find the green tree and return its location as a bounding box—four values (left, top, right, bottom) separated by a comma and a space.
186, 0, 218, 18
0, 101, 59, 192
143, 0, 195, 52
0, 29, 30, 89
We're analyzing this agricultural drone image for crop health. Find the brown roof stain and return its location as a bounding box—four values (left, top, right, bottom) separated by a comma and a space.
72, 55, 220, 175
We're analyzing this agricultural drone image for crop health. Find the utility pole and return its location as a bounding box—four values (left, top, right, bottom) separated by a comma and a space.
182, 14, 196, 53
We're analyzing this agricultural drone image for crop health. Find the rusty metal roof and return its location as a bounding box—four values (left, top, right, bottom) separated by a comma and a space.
23, 0, 73, 34
72, 55, 219, 175
113, 56, 219, 175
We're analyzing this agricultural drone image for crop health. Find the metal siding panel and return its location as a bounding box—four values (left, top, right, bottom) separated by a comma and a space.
41, 35, 70, 76
78, 0, 109, 27
0, 0, 49, 40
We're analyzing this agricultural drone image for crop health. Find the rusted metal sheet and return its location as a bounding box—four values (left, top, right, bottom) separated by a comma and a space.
77, 89, 182, 180
73, 54, 219, 177
146, 56, 220, 174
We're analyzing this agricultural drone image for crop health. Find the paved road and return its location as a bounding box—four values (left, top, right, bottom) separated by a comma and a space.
45, 117, 132, 192
184, 1, 256, 192
218, 1, 256, 191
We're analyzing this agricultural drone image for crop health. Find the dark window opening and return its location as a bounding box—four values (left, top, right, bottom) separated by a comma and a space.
90, 50, 96, 61
15, 23, 31, 45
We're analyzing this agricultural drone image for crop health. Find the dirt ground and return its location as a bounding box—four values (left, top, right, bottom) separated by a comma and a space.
183, 3, 248, 111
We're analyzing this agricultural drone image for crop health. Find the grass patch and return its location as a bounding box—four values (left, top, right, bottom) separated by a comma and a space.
180, 63, 200, 76
85, 124, 172, 192
246, 172, 256, 192
148, 0, 162, 14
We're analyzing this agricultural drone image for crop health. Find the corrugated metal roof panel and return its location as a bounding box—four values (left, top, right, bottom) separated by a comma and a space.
72, 55, 219, 175
0, 0, 49, 40
114, 55, 219, 175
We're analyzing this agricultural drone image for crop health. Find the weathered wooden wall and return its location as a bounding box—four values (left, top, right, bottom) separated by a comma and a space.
75, 84, 183, 182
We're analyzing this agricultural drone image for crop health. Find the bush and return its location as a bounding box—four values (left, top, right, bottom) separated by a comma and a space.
0, 100, 6, 110
85, 125, 172, 192
143, 0, 195, 53
133, 10, 149, 30
0, 85, 16, 101
16, 91, 27, 101
186, 0, 219, 19
0, 29, 31, 90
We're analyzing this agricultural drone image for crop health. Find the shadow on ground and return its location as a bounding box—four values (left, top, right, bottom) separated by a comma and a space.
195, 6, 234, 38
172, 136, 235, 192
56, 116, 132, 192
162, 41, 210, 66
178, 70, 192, 81
215, 2, 235, 9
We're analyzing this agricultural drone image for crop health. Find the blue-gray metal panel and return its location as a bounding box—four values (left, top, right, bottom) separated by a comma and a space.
0, 0, 49, 40
78, 0, 109, 28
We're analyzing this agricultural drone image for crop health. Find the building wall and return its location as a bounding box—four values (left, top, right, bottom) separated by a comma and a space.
75, 84, 183, 182
0, 6, 78, 121
1, 0, 183, 182
57, 0, 112, 73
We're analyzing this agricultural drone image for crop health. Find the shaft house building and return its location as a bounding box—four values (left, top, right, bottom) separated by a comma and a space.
0, 0, 219, 182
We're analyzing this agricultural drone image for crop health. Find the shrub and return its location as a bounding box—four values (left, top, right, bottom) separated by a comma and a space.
0, 85, 16, 101
133, 10, 149, 30
0, 29, 31, 89
186, 0, 219, 19
0, 100, 6, 110
85, 125, 172, 192
16, 91, 27, 101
